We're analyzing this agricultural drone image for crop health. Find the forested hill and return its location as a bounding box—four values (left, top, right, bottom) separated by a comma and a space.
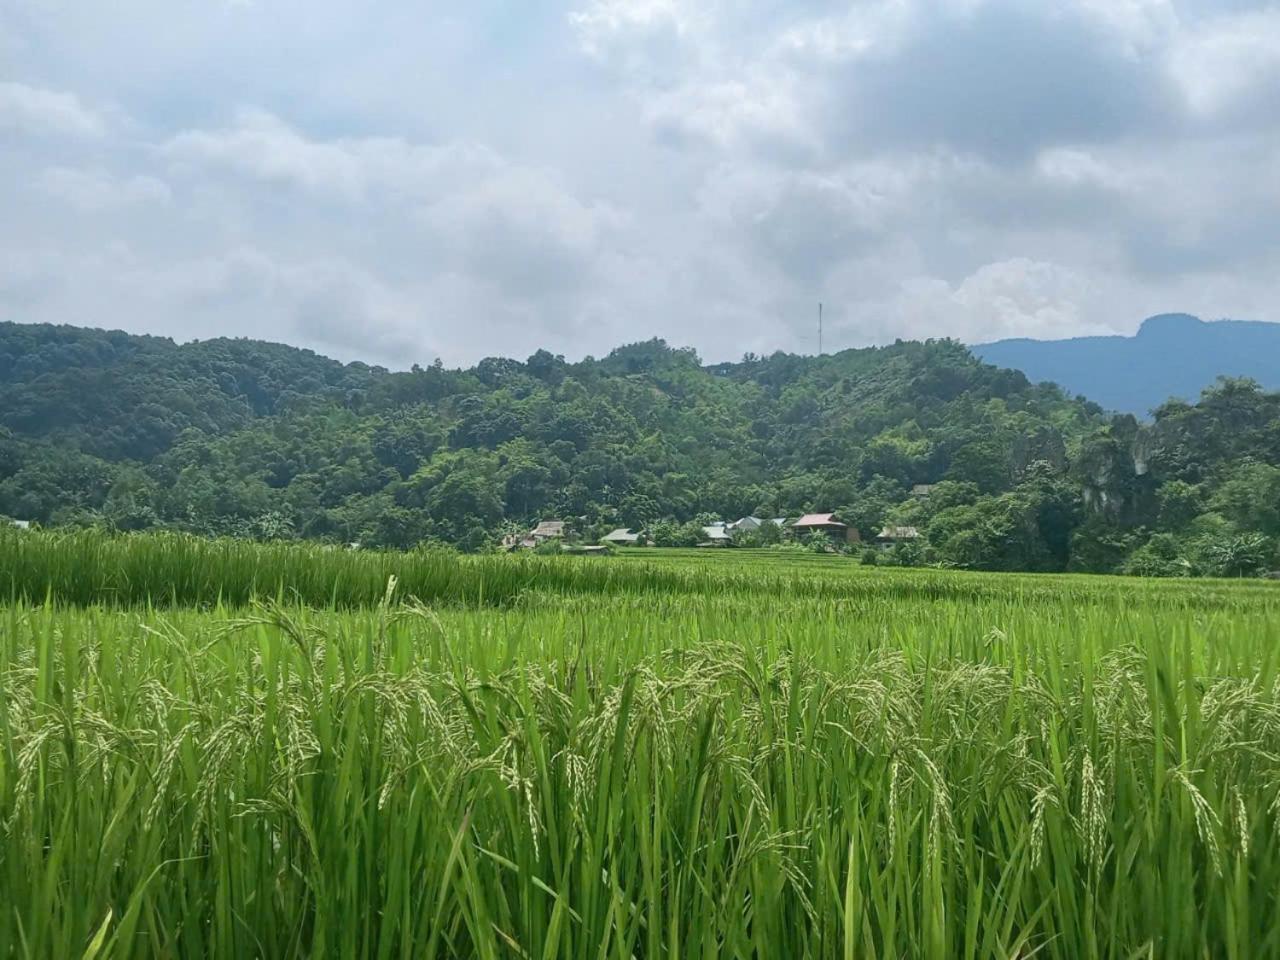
0, 322, 375, 461
2, 321, 1278, 577
974, 314, 1280, 416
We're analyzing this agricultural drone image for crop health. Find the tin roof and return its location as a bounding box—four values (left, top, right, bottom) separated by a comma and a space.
794, 513, 845, 528
602, 528, 640, 543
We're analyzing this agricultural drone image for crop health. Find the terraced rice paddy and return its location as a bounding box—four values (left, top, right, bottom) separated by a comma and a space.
2, 530, 1279, 957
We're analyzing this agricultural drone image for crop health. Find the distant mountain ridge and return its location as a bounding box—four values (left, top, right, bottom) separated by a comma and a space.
973, 314, 1280, 415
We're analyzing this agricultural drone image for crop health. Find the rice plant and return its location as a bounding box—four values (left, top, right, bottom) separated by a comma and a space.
3, 564, 1280, 957
3, 528, 1276, 612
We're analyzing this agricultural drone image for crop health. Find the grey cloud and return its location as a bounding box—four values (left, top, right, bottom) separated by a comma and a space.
824, 3, 1180, 161
161, 113, 620, 286
2, 99, 632, 365
0, 0, 1277, 366
696, 159, 931, 285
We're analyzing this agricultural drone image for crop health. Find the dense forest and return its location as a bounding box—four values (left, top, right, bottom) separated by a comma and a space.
2, 321, 1278, 576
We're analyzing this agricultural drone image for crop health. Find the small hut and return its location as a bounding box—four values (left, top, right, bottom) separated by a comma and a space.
875, 525, 921, 549
601, 528, 642, 546
698, 524, 734, 547
530, 520, 567, 542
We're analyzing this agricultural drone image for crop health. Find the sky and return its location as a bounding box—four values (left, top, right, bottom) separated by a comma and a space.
1, 0, 1279, 368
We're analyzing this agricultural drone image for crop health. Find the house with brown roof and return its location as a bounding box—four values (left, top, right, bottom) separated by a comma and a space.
792, 513, 860, 545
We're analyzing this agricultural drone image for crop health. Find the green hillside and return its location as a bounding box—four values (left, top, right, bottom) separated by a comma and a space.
2, 321, 1277, 575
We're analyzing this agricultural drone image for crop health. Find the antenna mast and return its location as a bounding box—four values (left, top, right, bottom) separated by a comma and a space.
818, 302, 823, 356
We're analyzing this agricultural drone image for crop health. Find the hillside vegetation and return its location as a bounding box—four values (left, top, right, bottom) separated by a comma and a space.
2, 321, 1278, 575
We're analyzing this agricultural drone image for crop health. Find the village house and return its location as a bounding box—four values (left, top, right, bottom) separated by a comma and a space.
729, 516, 763, 533
792, 513, 860, 545
601, 528, 643, 546
500, 533, 534, 551
502, 519, 570, 551
530, 520, 567, 542
8, 519, 31, 530
875, 525, 922, 549
911, 484, 937, 499
698, 524, 734, 547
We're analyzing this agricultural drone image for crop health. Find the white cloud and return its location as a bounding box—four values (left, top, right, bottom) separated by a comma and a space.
38, 167, 171, 212
816, 257, 1112, 347
0, 82, 103, 138
642, 74, 810, 149
1168, 9, 1280, 116
1035, 148, 1132, 190
570, 0, 705, 58
772, 0, 924, 64
952, 259, 1099, 340
163, 110, 451, 200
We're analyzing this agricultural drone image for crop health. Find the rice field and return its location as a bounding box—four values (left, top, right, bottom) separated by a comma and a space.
3, 533, 1280, 957
3, 529, 1277, 611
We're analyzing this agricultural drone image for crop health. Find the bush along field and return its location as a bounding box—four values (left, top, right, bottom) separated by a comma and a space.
2, 534, 1280, 957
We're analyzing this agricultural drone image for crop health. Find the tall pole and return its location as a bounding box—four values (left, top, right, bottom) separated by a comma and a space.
818, 302, 823, 356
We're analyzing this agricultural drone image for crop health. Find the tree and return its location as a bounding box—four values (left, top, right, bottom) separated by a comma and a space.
525, 349, 566, 383
649, 520, 681, 548
1068, 517, 1140, 574
756, 520, 783, 546
1156, 480, 1205, 530
1016, 461, 1082, 570
1206, 534, 1272, 578
1124, 534, 1192, 578
253, 511, 296, 541
841, 476, 905, 541
946, 439, 1012, 494
498, 440, 556, 520
1210, 462, 1280, 537
372, 416, 443, 477
103, 468, 160, 531
675, 520, 707, 547
399, 451, 504, 546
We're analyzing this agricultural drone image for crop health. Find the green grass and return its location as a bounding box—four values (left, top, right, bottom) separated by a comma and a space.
2, 533, 1280, 956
